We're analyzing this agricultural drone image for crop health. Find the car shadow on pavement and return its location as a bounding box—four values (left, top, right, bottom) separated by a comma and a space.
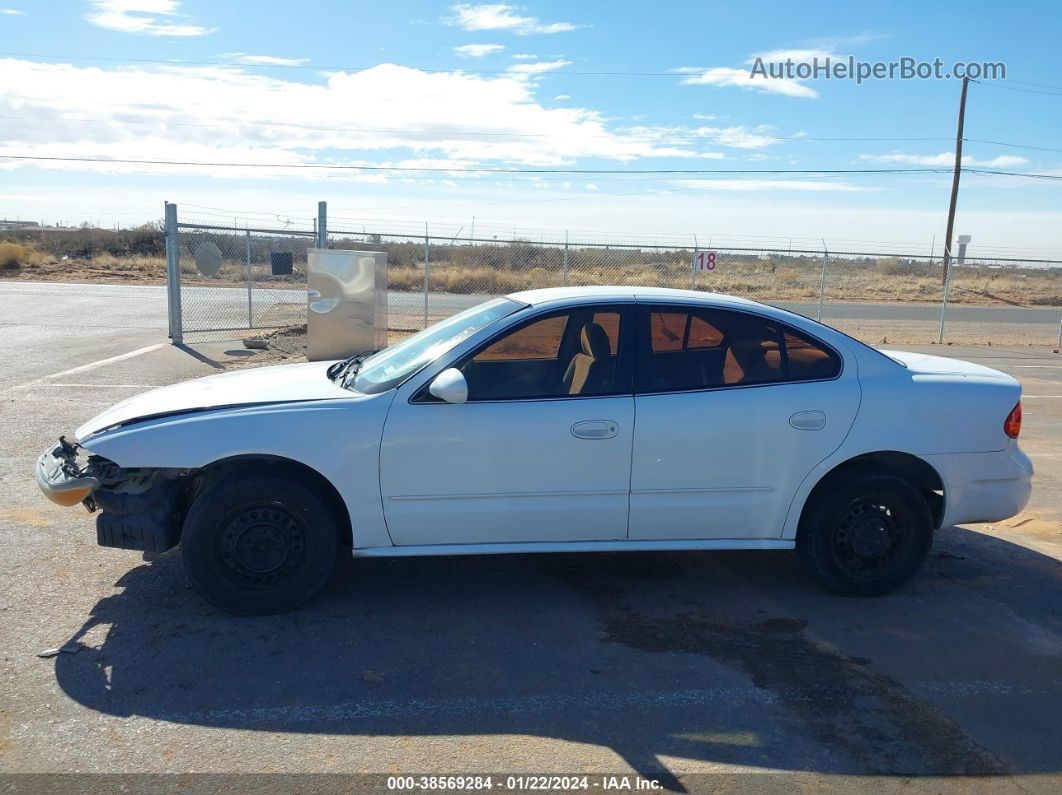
53, 526, 1062, 786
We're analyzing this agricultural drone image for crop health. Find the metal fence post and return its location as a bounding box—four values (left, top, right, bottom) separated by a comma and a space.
562, 230, 569, 287
423, 224, 430, 329
317, 201, 327, 248
245, 229, 253, 329
1056, 313, 1062, 350
691, 234, 698, 290
938, 249, 953, 344
817, 241, 829, 322
164, 201, 182, 345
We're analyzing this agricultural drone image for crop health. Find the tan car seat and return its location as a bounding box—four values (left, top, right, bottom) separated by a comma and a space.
723, 339, 782, 384
563, 322, 612, 394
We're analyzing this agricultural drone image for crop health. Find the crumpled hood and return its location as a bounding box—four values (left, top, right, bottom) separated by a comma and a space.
880, 350, 1016, 382
77, 360, 347, 440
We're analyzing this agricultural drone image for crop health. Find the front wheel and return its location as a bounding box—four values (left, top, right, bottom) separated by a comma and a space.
181, 472, 339, 615
797, 471, 933, 596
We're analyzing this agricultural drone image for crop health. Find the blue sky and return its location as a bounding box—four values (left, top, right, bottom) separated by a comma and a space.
0, 0, 1059, 255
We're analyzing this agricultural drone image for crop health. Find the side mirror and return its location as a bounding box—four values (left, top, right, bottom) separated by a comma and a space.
428, 368, 469, 404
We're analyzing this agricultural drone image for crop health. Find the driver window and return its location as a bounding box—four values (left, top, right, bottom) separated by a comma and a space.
460, 310, 623, 400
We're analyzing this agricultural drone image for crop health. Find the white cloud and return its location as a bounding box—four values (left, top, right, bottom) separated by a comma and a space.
751, 48, 835, 64
693, 125, 779, 149
675, 66, 819, 99
453, 43, 505, 58
677, 46, 854, 99
1, 8, 26, 14
86, 0, 214, 37
511, 53, 537, 60
859, 152, 1029, 168
225, 53, 309, 66
447, 4, 577, 35
622, 123, 780, 151
0, 58, 727, 177
507, 59, 571, 75
673, 179, 873, 192
553, 94, 571, 100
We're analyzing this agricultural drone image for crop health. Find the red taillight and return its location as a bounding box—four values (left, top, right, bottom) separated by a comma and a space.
1004, 401, 1022, 439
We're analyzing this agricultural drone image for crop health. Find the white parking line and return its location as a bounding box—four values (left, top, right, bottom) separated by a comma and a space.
10, 343, 166, 390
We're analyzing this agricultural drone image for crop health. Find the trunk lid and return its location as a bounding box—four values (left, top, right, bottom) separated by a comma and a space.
880, 350, 1016, 383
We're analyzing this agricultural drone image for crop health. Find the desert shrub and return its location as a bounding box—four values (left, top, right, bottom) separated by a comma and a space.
10, 223, 164, 259
0, 242, 31, 270
872, 257, 914, 276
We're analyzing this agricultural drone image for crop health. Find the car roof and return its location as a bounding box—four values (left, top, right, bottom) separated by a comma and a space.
506, 285, 765, 308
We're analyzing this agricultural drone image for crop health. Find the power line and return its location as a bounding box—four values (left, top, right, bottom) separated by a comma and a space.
0, 113, 957, 145
966, 168, 1062, 180
0, 50, 709, 77
7, 51, 1062, 93
0, 153, 959, 175
999, 78, 1062, 91
7, 153, 1060, 179
971, 79, 1062, 97
964, 137, 1062, 154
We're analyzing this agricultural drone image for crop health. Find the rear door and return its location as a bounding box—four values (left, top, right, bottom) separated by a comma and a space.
379, 304, 636, 546
628, 304, 860, 540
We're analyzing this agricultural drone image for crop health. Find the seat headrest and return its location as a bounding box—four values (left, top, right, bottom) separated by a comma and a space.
728, 338, 773, 368
581, 322, 611, 359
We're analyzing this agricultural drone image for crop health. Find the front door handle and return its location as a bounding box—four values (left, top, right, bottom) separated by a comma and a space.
790, 411, 826, 431
571, 420, 618, 440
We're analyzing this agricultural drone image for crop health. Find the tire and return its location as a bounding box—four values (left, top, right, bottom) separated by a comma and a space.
181, 471, 339, 615
797, 471, 933, 596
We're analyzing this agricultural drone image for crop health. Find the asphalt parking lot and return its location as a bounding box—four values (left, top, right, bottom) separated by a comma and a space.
1, 290, 1060, 792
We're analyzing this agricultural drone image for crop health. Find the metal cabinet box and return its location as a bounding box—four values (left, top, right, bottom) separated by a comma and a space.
306, 249, 387, 361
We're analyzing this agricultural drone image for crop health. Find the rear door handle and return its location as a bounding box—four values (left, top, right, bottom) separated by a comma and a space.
789, 411, 826, 430
571, 420, 618, 440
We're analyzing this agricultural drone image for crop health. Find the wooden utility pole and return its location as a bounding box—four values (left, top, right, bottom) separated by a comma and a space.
942, 75, 970, 282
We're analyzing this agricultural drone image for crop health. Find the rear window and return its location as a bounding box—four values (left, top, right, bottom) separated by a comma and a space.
784, 329, 841, 380
637, 306, 840, 393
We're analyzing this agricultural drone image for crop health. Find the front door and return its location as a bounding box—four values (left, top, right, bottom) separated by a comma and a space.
380, 305, 635, 546
628, 305, 860, 540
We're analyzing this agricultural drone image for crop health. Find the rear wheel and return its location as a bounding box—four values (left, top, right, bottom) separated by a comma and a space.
798, 471, 933, 596
181, 472, 338, 615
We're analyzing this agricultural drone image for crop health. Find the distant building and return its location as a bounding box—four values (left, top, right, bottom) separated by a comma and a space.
0, 219, 40, 231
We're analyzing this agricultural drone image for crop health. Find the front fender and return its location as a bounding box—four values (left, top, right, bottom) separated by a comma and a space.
81, 394, 395, 548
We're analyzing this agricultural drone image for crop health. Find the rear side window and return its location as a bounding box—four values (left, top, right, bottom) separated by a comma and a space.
649, 311, 687, 352
784, 329, 841, 381
636, 306, 839, 393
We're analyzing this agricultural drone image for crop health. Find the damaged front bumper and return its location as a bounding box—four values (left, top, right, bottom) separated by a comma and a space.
36, 437, 99, 507
35, 437, 186, 553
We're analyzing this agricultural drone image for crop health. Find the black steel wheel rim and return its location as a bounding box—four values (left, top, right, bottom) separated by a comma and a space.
832, 495, 908, 580
218, 504, 307, 588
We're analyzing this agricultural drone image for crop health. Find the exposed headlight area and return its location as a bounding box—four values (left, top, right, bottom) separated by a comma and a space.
36, 436, 195, 553
35, 436, 99, 508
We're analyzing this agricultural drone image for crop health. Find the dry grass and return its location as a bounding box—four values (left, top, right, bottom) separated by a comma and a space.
1, 236, 1059, 309
0, 243, 34, 271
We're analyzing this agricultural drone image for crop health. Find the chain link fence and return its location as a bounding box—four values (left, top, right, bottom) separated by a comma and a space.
172, 222, 314, 336
328, 226, 1062, 347
154, 204, 1062, 347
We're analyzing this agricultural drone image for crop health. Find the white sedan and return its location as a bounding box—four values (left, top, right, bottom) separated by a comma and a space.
36, 287, 1032, 614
